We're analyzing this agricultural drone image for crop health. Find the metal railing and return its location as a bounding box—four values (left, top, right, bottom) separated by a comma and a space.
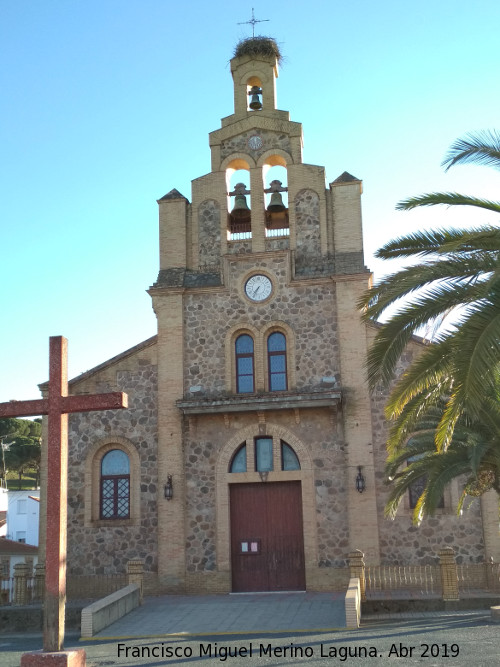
457, 562, 500, 594
0, 572, 128, 606
365, 564, 441, 596
1, 576, 43, 606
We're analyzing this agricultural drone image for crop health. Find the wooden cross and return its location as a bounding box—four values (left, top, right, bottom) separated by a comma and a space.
0, 336, 128, 653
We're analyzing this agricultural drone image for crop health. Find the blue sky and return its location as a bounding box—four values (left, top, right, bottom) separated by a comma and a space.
1, 0, 499, 403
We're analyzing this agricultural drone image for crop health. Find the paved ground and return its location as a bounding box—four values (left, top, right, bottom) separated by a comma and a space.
93, 592, 346, 638
1, 595, 499, 666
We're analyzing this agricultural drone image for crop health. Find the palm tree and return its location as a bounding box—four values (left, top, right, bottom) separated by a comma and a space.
384, 393, 500, 524
361, 131, 500, 451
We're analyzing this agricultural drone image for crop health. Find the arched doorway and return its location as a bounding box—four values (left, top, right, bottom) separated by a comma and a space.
227, 437, 306, 592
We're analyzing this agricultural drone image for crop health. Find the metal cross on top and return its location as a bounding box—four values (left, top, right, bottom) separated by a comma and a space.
0, 336, 128, 654
238, 7, 269, 38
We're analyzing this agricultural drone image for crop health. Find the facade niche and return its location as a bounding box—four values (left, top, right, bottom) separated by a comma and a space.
198, 199, 221, 268
294, 188, 321, 271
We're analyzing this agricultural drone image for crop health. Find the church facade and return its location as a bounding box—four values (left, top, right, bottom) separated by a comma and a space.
39, 40, 499, 594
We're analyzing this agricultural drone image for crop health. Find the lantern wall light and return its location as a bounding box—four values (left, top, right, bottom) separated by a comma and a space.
355, 466, 366, 493
164, 475, 173, 500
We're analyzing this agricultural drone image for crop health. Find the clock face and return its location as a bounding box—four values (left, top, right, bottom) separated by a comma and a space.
247, 135, 263, 150
245, 274, 272, 302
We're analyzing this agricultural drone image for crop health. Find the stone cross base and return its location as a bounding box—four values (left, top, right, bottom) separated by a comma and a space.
21, 649, 86, 667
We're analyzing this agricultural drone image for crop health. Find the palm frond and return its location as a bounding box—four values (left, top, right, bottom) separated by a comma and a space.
385, 381, 452, 453
360, 257, 495, 319
375, 131, 500, 520
442, 130, 500, 171
368, 330, 452, 401
440, 301, 500, 429
374, 226, 500, 260
396, 192, 500, 214
384, 451, 471, 522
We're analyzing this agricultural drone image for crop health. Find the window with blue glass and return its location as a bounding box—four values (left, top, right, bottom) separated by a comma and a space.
100, 449, 130, 519
267, 332, 287, 391
229, 443, 247, 472
281, 441, 300, 470
235, 334, 255, 393
255, 437, 274, 472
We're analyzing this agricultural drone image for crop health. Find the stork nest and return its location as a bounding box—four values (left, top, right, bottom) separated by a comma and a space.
234, 37, 283, 64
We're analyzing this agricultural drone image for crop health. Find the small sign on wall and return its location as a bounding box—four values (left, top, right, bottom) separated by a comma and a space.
240, 539, 261, 554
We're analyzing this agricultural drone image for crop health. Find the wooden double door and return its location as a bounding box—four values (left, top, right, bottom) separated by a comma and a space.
230, 481, 306, 592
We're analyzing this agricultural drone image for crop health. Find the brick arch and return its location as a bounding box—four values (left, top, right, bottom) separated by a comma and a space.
294, 187, 320, 203
260, 320, 297, 391
84, 435, 140, 527
216, 422, 312, 475
215, 423, 317, 576
224, 323, 262, 393
237, 68, 270, 87
198, 198, 220, 212
257, 149, 293, 168
217, 424, 261, 474
221, 153, 257, 171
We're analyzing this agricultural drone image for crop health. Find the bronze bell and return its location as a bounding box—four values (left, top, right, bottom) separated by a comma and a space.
248, 85, 263, 110
231, 194, 251, 217
267, 191, 286, 213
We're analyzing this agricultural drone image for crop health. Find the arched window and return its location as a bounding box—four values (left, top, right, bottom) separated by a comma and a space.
229, 443, 247, 473
281, 441, 300, 471
236, 334, 255, 393
267, 332, 287, 391
100, 449, 130, 519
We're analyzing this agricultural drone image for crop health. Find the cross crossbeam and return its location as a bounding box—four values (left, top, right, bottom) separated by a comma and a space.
237, 8, 269, 38
0, 336, 128, 653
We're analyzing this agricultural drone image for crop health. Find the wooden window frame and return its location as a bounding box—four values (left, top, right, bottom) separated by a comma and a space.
235, 334, 255, 394
267, 332, 287, 392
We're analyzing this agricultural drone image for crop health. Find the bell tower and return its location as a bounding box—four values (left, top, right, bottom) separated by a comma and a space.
230, 40, 278, 116
149, 38, 380, 592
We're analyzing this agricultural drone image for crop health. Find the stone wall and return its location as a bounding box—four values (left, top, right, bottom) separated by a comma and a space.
227, 240, 252, 255
184, 415, 219, 575
66, 359, 159, 575
183, 407, 348, 580
265, 237, 289, 252
198, 200, 221, 267
220, 129, 291, 161
294, 189, 321, 272
183, 254, 339, 397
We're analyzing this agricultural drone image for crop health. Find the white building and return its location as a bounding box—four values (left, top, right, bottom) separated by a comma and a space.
5, 489, 40, 546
